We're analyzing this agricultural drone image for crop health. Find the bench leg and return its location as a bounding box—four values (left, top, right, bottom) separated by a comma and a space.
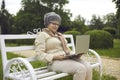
99, 65, 102, 80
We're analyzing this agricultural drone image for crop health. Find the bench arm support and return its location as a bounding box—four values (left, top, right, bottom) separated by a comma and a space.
88, 49, 102, 80
88, 49, 102, 67
4, 57, 37, 80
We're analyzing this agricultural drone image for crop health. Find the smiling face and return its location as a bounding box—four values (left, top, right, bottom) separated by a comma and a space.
47, 21, 60, 33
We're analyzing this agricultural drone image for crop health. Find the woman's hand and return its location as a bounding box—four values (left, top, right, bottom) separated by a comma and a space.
53, 55, 67, 60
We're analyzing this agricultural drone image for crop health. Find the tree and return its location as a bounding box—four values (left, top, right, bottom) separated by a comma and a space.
14, 0, 71, 34
103, 13, 117, 36
103, 13, 117, 29
89, 15, 104, 30
71, 15, 88, 34
112, 0, 120, 38
0, 0, 13, 34
41, 0, 69, 10
41, 0, 72, 29
112, 0, 120, 17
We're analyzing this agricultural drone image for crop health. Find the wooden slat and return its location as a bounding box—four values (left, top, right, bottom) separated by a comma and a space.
34, 67, 68, 80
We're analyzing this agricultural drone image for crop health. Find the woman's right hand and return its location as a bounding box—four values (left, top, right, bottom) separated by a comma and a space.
53, 55, 67, 60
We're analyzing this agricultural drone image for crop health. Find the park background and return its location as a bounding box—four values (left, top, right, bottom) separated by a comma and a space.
0, 0, 120, 80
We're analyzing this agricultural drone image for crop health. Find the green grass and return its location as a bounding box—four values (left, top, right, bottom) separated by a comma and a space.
57, 70, 117, 80
95, 39, 120, 58
56, 68, 117, 80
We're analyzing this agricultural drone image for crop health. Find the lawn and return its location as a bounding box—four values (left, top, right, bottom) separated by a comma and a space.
0, 39, 119, 80
95, 39, 120, 58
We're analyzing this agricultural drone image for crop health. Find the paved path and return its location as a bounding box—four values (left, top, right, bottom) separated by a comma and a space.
13, 50, 120, 80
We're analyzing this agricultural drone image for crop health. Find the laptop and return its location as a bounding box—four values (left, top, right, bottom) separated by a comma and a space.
66, 35, 90, 59
75, 35, 90, 54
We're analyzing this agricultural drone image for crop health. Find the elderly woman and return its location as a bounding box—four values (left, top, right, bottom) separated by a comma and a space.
34, 12, 92, 80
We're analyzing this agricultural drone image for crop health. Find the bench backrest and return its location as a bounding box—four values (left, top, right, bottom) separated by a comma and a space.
0, 34, 75, 73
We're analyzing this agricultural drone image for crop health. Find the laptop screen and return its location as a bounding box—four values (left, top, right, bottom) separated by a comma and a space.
75, 35, 90, 54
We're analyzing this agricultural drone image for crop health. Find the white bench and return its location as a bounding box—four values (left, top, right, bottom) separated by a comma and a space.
0, 34, 102, 80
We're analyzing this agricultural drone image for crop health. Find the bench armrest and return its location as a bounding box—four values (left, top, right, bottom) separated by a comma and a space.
88, 49, 102, 67
5, 57, 37, 80
85, 49, 102, 80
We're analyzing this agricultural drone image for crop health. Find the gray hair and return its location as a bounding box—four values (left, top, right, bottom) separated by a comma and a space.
44, 12, 61, 27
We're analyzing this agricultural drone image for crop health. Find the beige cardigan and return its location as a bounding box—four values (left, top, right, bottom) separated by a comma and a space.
35, 32, 71, 63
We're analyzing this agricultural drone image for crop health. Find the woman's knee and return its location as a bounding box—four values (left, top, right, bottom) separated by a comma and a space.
75, 64, 87, 74
78, 59, 92, 70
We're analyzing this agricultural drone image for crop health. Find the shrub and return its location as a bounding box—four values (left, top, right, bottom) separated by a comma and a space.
64, 31, 81, 42
6, 39, 34, 46
85, 30, 113, 49
103, 27, 116, 37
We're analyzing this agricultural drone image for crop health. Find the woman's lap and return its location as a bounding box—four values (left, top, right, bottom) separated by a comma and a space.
48, 59, 87, 74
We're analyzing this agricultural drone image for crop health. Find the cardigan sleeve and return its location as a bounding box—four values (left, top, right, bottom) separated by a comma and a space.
34, 32, 54, 63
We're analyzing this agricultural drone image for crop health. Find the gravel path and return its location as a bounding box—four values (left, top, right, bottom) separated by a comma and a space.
101, 57, 120, 80
13, 50, 120, 80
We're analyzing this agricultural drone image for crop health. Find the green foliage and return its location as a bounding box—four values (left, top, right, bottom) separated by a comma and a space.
13, 0, 71, 34
89, 15, 104, 30
0, 54, 3, 79
5, 37, 35, 46
7, 52, 25, 59
112, 0, 120, 38
103, 13, 118, 38
14, 5, 48, 33
103, 27, 116, 36
0, 0, 14, 34
30, 60, 47, 68
64, 30, 81, 42
57, 75, 73, 80
95, 39, 120, 58
85, 30, 113, 49
6, 39, 35, 46
112, 0, 120, 18
41, 0, 69, 9
93, 70, 117, 80
103, 13, 117, 29
71, 15, 88, 34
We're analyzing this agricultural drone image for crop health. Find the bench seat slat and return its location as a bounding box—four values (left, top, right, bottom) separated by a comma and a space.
38, 73, 69, 80
7, 71, 68, 80
34, 67, 47, 71
35, 69, 49, 75
37, 72, 57, 79
91, 63, 100, 68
